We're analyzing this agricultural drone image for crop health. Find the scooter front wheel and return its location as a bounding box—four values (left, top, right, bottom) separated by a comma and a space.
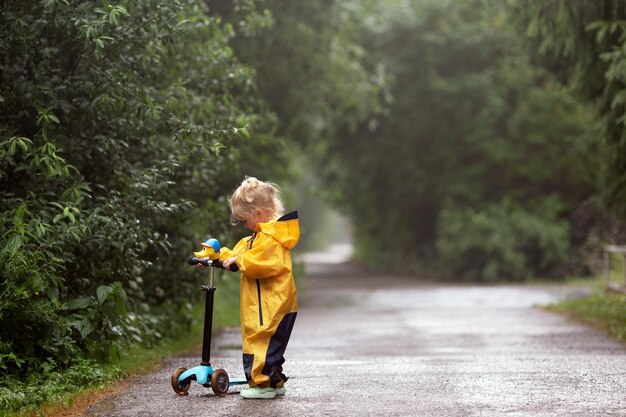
171, 367, 190, 396
211, 369, 229, 397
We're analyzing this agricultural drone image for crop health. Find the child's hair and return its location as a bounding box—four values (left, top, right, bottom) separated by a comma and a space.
230, 176, 285, 224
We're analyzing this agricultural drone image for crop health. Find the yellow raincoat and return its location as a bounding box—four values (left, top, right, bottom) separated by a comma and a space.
219, 211, 299, 388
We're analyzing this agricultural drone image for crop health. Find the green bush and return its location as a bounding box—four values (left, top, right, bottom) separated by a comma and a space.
436, 198, 570, 281
0, 358, 116, 415
0, 0, 280, 392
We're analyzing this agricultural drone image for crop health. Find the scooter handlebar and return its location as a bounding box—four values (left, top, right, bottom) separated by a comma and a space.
187, 256, 239, 272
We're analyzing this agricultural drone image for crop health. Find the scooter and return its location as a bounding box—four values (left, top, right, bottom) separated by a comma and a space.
170, 239, 247, 397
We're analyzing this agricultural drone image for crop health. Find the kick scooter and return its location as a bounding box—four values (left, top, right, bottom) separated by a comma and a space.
170, 238, 247, 397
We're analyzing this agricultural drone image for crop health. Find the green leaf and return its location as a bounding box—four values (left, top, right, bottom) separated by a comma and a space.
77, 319, 94, 339
50, 202, 65, 210
239, 127, 250, 138
97, 286, 113, 305
115, 5, 130, 17
65, 297, 93, 310
3, 234, 23, 255
176, 19, 190, 28
16, 137, 32, 153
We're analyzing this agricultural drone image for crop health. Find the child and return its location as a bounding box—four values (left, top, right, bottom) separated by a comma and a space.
219, 176, 299, 399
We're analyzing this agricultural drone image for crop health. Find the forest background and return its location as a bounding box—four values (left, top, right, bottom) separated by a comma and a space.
2, 0, 626, 414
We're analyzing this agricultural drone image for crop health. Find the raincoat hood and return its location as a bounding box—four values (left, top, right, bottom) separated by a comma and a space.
256, 210, 300, 250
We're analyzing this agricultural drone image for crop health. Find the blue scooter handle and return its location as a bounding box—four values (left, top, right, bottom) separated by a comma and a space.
187, 256, 239, 272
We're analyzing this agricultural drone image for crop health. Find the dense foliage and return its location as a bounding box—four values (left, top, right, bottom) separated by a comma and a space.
207, 0, 387, 246
209, 0, 617, 281
225, 0, 386, 146
510, 0, 626, 217
303, 0, 598, 280
0, 0, 284, 408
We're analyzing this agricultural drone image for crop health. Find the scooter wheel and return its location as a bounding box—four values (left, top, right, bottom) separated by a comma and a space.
211, 369, 229, 397
171, 367, 190, 396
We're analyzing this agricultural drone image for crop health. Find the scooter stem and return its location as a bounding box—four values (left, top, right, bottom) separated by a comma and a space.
201, 268, 215, 366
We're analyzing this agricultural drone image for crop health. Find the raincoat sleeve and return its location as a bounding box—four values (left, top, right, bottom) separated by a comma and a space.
237, 233, 288, 279
218, 237, 248, 261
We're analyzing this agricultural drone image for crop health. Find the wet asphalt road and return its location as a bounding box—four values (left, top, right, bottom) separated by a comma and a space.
86, 262, 626, 416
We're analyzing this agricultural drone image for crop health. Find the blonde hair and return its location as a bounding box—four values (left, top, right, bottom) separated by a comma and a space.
230, 176, 285, 224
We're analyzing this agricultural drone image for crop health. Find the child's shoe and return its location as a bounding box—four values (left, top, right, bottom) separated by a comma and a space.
240, 386, 276, 399
275, 385, 286, 395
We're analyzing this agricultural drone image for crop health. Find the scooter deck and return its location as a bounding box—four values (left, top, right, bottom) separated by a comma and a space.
179, 366, 248, 387
229, 378, 247, 387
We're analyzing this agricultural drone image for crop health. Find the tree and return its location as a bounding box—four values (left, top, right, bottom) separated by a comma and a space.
208, 0, 388, 246
316, 0, 595, 280
509, 0, 626, 216
216, 0, 386, 148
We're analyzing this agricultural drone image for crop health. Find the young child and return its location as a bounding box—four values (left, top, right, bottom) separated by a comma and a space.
219, 176, 299, 399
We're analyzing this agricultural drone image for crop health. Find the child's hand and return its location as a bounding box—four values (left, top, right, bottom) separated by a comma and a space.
223, 256, 238, 271
194, 257, 210, 269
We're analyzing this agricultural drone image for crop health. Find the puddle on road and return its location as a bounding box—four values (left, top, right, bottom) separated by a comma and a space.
367, 286, 574, 310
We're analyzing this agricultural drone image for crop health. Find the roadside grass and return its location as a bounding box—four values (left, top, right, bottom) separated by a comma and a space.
1, 273, 240, 417
543, 275, 626, 343
525, 274, 604, 290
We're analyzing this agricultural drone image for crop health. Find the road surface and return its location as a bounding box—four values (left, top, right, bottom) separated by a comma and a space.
85, 258, 626, 416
